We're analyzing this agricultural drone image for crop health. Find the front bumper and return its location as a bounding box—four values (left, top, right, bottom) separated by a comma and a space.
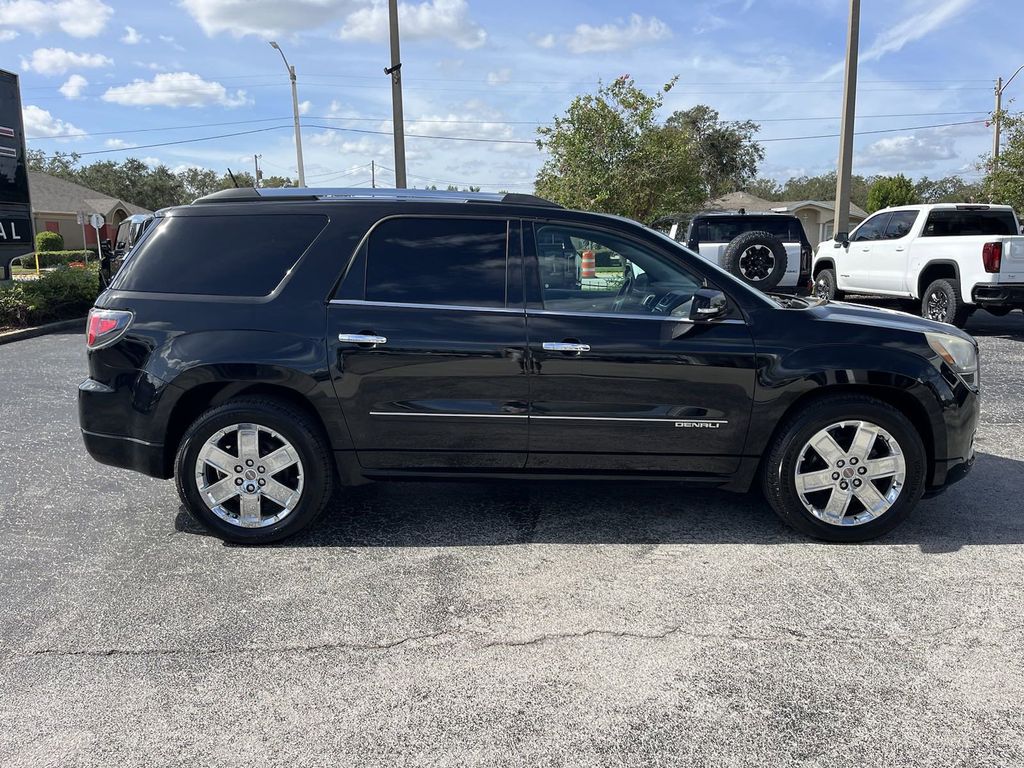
972, 282, 1024, 307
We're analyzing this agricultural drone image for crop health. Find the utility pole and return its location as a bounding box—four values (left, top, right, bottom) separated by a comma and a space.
386, 0, 407, 188
253, 154, 262, 187
833, 0, 860, 240
269, 41, 306, 187
992, 65, 1024, 165
371, 160, 376, 188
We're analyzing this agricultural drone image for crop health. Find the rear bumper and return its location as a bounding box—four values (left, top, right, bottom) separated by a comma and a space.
80, 428, 167, 478
972, 282, 1024, 307
78, 377, 172, 478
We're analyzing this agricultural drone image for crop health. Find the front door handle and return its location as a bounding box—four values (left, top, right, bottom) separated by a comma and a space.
339, 333, 388, 347
543, 341, 590, 353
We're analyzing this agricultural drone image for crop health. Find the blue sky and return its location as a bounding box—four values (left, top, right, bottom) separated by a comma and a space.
2, 0, 1019, 193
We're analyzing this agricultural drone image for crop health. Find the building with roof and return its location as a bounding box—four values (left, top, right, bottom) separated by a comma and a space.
29, 171, 151, 250
707, 191, 868, 248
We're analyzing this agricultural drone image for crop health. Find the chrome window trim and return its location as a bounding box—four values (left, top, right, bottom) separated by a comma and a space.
330, 299, 523, 314
330, 299, 745, 324
368, 412, 727, 424
533, 416, 728, 424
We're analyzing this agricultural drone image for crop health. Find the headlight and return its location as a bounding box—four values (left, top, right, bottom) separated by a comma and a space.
925, 332, 978, 375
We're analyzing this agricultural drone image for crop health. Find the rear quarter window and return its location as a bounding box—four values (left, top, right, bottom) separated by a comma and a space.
110, 214, 328, 296
922, 209, 1018, 237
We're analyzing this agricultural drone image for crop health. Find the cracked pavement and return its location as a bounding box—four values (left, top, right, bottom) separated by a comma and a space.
2, 311, 1024, 767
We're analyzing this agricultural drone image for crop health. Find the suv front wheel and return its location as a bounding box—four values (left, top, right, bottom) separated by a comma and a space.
762, 395, 926, 542
174, 398, 335, 543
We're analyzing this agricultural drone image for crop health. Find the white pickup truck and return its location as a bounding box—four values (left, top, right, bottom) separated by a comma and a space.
811, 203, 1024, 327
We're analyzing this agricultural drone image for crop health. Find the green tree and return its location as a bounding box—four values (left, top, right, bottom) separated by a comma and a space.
26, 149, 80, 178
260, 175, 294, 188
866, 173, 919, 212
178, 167, 220, 200
743, 177, 784, 200
777, 171, 874, 210
914, 175, 982, 203
535, 76, 703, 222
982, 111, 1024, 213
664, 105, 764, 200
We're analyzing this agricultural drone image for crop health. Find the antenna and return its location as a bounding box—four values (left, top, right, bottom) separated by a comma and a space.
226, 168, 240, 188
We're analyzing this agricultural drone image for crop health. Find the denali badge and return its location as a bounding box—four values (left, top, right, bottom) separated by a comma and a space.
674, 420, 727, 429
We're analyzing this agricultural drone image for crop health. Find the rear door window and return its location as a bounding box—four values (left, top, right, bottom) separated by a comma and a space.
922, 209, 1018, 237
111, 214, 328, 296
882, 210, 919, 240
364, 217, 508, 307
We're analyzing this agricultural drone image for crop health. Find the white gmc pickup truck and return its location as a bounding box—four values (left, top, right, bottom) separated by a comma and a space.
811, 203, 1024, 327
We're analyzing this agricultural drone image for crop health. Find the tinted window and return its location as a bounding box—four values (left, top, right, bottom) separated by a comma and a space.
922, 209, 1018, 237
365, 217, 508, 307
700, 217, 803, 243
532, 223, 704, 317
882, 210, 919, 240
851, 213, 891, 242
112, 214, 327, 296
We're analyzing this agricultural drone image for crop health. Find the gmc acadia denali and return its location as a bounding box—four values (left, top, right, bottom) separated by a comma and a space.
79, 188, 979, 544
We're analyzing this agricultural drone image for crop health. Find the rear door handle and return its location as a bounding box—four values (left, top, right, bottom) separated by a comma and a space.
339, 333, 388, 347
543, 341, 590, 353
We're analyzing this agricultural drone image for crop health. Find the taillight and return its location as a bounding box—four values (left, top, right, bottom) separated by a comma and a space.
982, 242, 1002, 273
86, 308, 132, 349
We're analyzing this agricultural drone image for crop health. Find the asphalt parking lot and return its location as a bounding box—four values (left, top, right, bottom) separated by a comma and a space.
1, 310, 1023, 767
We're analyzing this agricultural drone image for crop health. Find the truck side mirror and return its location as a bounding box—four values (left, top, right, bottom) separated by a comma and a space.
834, 232, 849, 248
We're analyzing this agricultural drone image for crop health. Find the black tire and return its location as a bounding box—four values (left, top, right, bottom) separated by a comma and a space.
722, 230, 789, 290
174, 398, 334, 544
920, 278, 970, 327
813, 268, 844, 301
762, 395, 926, 543
986, 306, 1012, 317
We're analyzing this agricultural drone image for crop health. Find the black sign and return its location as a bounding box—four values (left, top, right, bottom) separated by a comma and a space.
0, 69, 34, 280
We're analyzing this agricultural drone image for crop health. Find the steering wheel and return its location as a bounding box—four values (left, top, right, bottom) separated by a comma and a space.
612, 271, 634, 313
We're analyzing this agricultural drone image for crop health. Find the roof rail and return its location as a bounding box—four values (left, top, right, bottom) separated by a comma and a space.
192, 187, 562, 208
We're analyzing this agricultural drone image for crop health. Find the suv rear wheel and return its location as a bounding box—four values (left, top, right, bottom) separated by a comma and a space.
174, 398, 334, 544
762, 395, 926, 542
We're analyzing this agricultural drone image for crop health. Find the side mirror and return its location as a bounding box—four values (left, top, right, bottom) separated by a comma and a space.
690, 288, 727, 322
833, 232, 849, 247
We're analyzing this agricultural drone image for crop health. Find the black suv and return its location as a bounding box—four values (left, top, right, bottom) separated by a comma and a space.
79, 188, 979, 544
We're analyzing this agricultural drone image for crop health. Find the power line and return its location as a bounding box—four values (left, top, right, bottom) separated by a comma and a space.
757, 118, 987, 143
75, 125, 293, 155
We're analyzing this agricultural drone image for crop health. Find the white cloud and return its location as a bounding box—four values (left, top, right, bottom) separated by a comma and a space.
104, 138, 137, 149
58, 74, 88, 99
101, 72, 250, 108
565, 14, 671, 54
533, 33, 554, 49
821, 0, 974, 79
21, 104, 84, 140
20, 48, 112, 76
298, 100, 312, 115
0, 28, 17, 40
859, 133, 958, 171
340, 0, 486, 49
121, 25, 145, 44
181, 0, 362, 37
0, 0, 112, 38
487, 68, 511, 85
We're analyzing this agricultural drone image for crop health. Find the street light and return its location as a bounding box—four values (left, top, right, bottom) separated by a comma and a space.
269, 41, 306, 187
993, 64, 1024, 163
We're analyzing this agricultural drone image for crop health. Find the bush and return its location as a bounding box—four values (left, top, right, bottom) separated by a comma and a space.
35, 230, 65, 252
0, 282, 35, 329
17, 250, 96, 270
20, 266, 99, 323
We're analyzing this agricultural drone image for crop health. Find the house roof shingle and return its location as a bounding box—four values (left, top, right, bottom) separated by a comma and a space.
707, 191, 868, 219
29, 171, 152, 218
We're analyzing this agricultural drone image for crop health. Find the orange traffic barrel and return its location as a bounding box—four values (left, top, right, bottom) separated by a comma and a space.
581, 249, 595, 278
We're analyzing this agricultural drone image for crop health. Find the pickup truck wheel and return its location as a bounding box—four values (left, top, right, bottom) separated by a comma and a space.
174, 398, 334, 544
813, 268, 843, 300
763, 395, 926, 542
921, 278, 970, 328
723, 230, 788, 290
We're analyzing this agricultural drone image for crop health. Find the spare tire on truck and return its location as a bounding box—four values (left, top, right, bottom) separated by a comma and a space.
722, 230, 788, 290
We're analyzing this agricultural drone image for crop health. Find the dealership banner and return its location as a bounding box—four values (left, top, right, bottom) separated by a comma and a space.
0, 69, 33, 280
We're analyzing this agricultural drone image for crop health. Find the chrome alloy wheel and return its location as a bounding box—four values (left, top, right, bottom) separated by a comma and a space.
194, 423, 304, 529
738, 245, 776, 281
926, 289, 950, 321
814, 275, 833, 299
793, 420, 906, 526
